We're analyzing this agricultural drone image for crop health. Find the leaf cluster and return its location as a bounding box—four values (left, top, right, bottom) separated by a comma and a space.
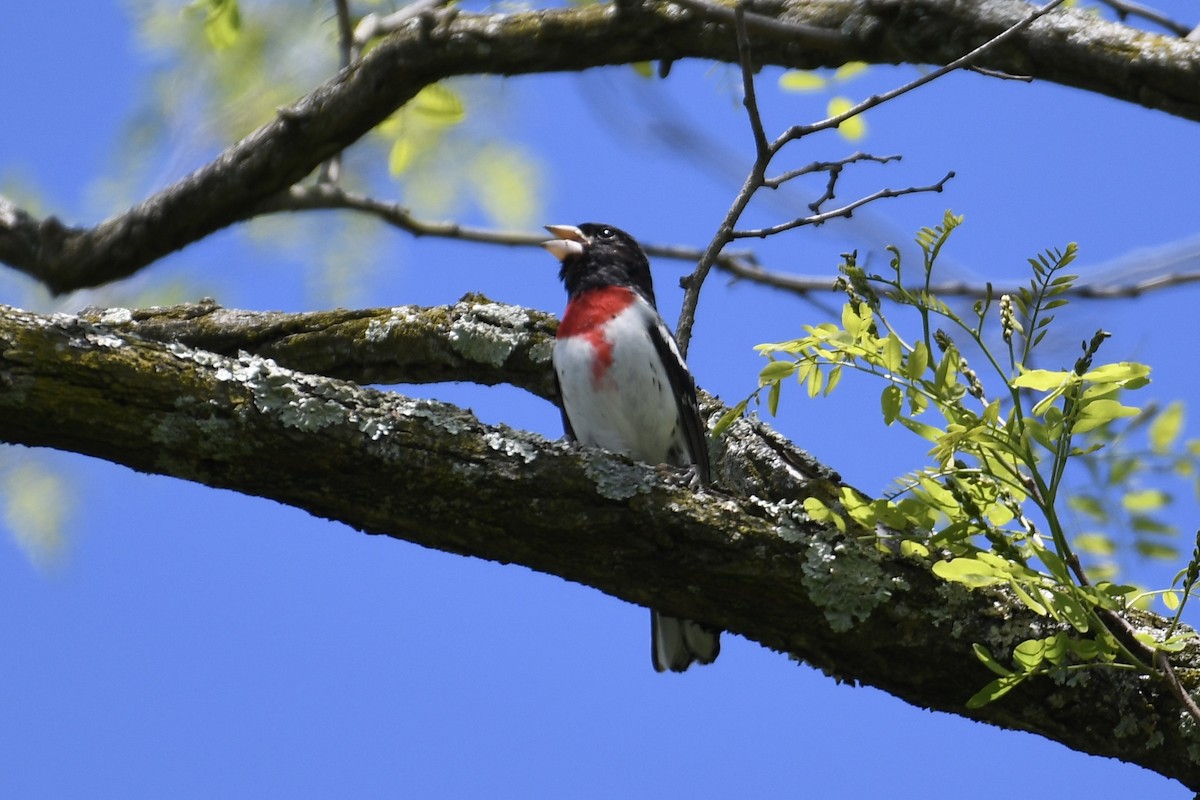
723, 211, 1200, 707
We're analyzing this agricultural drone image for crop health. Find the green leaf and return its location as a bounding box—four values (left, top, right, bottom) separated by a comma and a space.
412, 83, 466, 125
833, 61, 869, 82
907, 341, 929, 379
1008, 580, 1047, 616
767, 378, 782, 416
1012, 638, 1046, 672
966, 674, 1025, 708
972, 643, 1012, 677
470, 144, 540, 227
1081, 361, 1151, 386
712, 400, 747, 438
1074, 533, 1115, 556
1135, 541, 1179, 560
883, 333, 903, 373
1011, 368, 1069, 391
828, 96, 867, 141
759, 360, 797, 382
932, 557, 1005, 588
388, 137, 413, 176
900, 540, 930, 558
189, 0, 241, 50
1049, 590, 1090, 632
881, 385, 902, 425
1067, 494, 1107, 522
1073, 398, 1139, 434
779, 70, 827, 92
1122, 488, 1168, 512
897, 415, 942, 442
1149, 401, 1185, 454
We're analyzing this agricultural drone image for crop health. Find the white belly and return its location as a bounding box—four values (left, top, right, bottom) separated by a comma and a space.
554, 304, 683, 467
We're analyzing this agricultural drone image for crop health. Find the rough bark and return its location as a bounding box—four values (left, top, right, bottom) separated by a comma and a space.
1, 0, 1198, 293
2, 299, 1198, 788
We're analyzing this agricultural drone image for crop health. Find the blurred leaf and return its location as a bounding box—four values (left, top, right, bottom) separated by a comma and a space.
188, 0, 241, 50
833, 61, 869, 82
1149, 401, 1184, 454
779, 70, 827, 92
412, 83, 466, 125
1135, 541, 1178, 560
3, 460, 73, 569
1074, 533, 1115, 556
388, 137, 413, 176
471, 145, 541, 227
1067, 494, 1106, 522
828, 96, 866, 141
1122, 488, 1168, 512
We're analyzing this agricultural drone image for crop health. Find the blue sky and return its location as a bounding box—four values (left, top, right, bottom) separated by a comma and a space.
3, 1, 1200, 797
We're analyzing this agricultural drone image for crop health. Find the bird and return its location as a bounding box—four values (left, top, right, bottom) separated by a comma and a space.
542, 222, 720, 673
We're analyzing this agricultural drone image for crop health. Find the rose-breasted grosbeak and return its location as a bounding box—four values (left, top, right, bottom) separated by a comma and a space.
542, 222, 720, 673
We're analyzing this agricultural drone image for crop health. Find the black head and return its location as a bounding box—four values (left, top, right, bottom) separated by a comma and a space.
542, 223, 657, 308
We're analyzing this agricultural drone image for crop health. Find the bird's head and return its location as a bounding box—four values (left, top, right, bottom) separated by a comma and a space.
542, 223, 657, 308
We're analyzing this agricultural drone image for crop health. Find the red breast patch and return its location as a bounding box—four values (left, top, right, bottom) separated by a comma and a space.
558, 286, 638, 384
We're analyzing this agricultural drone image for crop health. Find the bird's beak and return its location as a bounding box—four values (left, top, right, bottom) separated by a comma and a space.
541, 224, 587, 262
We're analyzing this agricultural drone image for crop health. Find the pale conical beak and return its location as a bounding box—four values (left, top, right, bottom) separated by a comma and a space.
541, 224, 587, 262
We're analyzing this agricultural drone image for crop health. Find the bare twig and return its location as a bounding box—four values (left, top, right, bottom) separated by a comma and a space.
777, 0, 1069, 144
318, 0, 356, 186
1096, 0, 1193, 37
965, 65, 1033, 82
673, 0, 1068, 357
735, 6, 769, 161
766, 152, 901, 192
262, 185, 1200, 307
258, 184, 546, 247
733, 171, 955, 238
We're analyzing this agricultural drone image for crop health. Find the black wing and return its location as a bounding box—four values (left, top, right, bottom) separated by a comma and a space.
647, 319, 711, 484
553, 368, 578, 443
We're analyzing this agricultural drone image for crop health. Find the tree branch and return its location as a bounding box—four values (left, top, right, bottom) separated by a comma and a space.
3, 299, 1199, 788
3, 0, 1200, 294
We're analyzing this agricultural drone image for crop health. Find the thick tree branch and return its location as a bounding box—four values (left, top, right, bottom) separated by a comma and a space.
2, 0, 1199, 294
3, 300, 1199, 788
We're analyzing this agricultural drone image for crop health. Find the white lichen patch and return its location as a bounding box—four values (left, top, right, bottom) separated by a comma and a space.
484, 430, 539, 463
583, 456, 652, 501
447, 302, 530, 367
365, 306, 420, 343
98, 308, 133, 325
391, 396, 474, 436
88, 333, 125, 349
356, 414, 394, 441
800, 521, 892, 633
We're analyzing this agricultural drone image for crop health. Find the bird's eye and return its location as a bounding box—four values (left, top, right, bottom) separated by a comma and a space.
597, 227, 615, 239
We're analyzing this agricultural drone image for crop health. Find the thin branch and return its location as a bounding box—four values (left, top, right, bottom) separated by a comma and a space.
259, 184, 545, 246
734, 6, 769, 161
765, 152, 902, 192
776, 0, 1070, 144
262, 184, 1200, 305
732, 170, 955, 238
675, 0, 1067, 357
1096, 0, 1193, 37
317, 0, 356, 185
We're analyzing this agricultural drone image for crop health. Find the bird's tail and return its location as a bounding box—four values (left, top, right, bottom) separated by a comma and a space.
651, 611, 720, 672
